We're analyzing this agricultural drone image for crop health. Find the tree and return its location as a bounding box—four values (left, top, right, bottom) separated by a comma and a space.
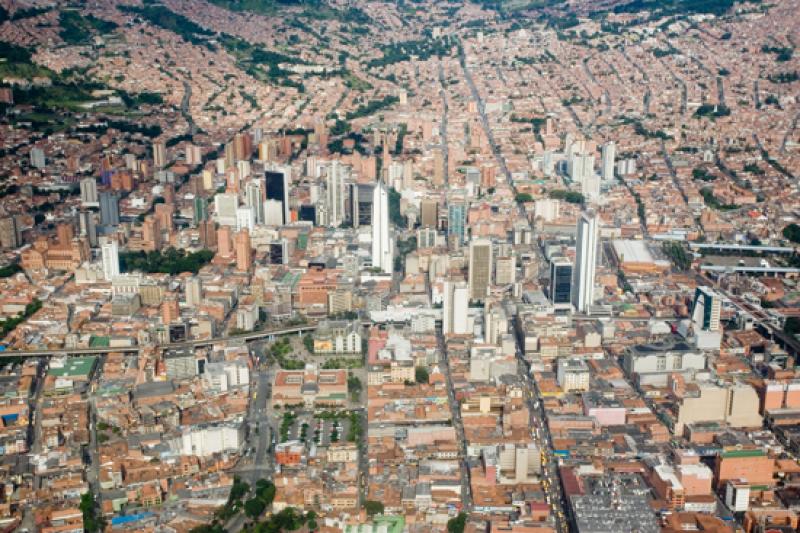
256, 479, 276, 506
79, 493, 105, 533
303, 334, 314, 353
244, 497, 266, 519
447, 512, 467, 533
364, 500, 384, 516
785, 317, 800, 336
415, 366, 429, 384
784, 224, 800, 244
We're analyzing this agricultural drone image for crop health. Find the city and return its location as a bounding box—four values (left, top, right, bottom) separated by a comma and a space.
0, 0, 799, 532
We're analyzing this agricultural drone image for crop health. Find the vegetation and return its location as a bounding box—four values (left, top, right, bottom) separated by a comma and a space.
447, 512, 468, 533
415, 366, 429, 384
785, 317, 800, 336
322, 357, 363, 369
634, 121, 673, 140
364, 500, 385, 516
1, 299, 42, 339
59, 10, 118, 45
366, 37, 454, 69
303, 334, 314, 353
611, 0, 744, 17
119, 5, 213, 48
662, 242, 692, 271
548, 189, 584, 204
692, 167, 715, 181
119, 248, 213, 275
762, 44, 794, 62
347, 374, 362, 401
694, 103, 731, 118
345, 95, 399, 120
388, 187, 407, 227
79, 493, 105, 533
767, 71, 799, 84
244, 479, 277, 520
0, 263, 21, 278
269, 338, 304, 370
700, 188, 739, 211
347, 411, 363, 442
783, 223, 800, 244
515, 193, 534, 203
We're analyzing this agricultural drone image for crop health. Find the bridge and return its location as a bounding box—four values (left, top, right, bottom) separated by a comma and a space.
0, 323, 325, 359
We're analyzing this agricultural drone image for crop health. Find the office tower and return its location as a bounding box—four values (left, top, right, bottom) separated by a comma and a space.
495, 255, 516, 286
543, 150, 555, 177
80, 178, 98, 206
371, 182, 393, 274
0, 216, 20, 249
236, 206, 255, 232
193, 196, 208, 225
692, 287, 721, 332
420, 199, 438, 228
572, 211, 598, 313
153, 141, 167, 169
326, 161, 345, 227
351, 183, 374, 228
214, 193, 238, 227
443, 280, 469, 335
447, 201, 467, 246
186, 276, 202, 307
264, 199, 284, 226
569, 153, 594, 184
601, 141, 616, 181
142, 216, 162, 251
234, 229, 253, 271
217, 226, 233, 257
468, 239, 493, 302
549, 257, 573, 309
99, 192, 120, 226
199, 219, 217, 250
245, 180, 265, 225
30, 147, 45, 169
101, 240, 120, 281
78, 211, 98, 247
186, 144, 202, 166
265, 167, 290, 225
417, 227, 437, 249
154, 203, 174, 232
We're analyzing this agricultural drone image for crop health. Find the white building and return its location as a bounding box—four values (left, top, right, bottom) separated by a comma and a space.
236, 205, 256, 232
214, 193, 239, 227
557, 358, 591, 392
180, 424, 244, 457
573, 211, 598, 313
204, 360, 250, 393
443, 280, 470, 335
80, 178, 98, 206
601, 141, 616, 181
326, 161, 346, 227
101, 240, 120, 281
371, 181, 394, 273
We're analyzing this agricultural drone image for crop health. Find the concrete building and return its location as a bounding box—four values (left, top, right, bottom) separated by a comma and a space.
557, 358, 591, 392
443, 280, 469, 335
622, 339, 707, 386
101, 240, 120, 281
601, 141, 616, 181
203, 360, 250, 393
573, 211, 598, 313
312, 320, 362, 354
550, 256, 573, 310
468, 239, 493, 302
80, 178, 98, 206
673, 383, 762, 435
164, 348, 197, 380
371, 181, 393, 274
180, 423, 243, 458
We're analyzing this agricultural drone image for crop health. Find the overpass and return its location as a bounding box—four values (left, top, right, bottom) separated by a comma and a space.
0, 323, 327, 359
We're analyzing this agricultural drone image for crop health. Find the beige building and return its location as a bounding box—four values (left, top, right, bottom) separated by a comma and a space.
674, 383, 762, 435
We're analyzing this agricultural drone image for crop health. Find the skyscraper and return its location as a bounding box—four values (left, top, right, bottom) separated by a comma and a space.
692, 287, 721, 332
550, 257, 573, 309
420, 199, 438, 228
153, 141, 167, 169
601, 141, 616, 181
234, 228, 253, 271
326, 161, 345, 227
245, 180, 265, 225
99, 192, 120, 226
371, 182, 393, 274
214, 193, 238, 227
78, 211, 98, 247
443, 280, 469, 335
80, 178, 98, 206
185, 276, 202, 307
101, 240, 120, 281
468, 239, 493, 302
351, 183, 374, 228
265, 167, 290, 225
572, 211, 598, 313
193, 196, 208, 225
0, 216, 20, 249
448, 201, 467, 246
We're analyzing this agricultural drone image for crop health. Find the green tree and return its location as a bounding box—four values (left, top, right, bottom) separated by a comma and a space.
415, 366, 429, 384
244, 497, 266, 519
785, 317, 800, 336
784, 224, 800, 244
79, 493, 105, 533
303, 334, 314, 353
364, 500, 384, 516
447, 512, 467, 533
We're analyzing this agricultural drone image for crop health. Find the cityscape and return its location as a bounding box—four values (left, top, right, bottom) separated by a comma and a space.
0, 0, 799, 532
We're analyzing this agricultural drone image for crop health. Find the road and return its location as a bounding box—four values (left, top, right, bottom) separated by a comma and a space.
438, 61, 450, 186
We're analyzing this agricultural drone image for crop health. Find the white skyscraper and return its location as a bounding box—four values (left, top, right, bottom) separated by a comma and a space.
80, 178, 98, 206
371, 182, 393, 273
245, 180, 265, 225
101, 240, 120, 281
569, 153, 595, 184
601, 141, 616, 181
214, 193, 238, 227
443, 280, 470, 335
236, 206, 256, 232
582, 173, 601, 203
326, 161, 345, 227
572, 211, 598, 314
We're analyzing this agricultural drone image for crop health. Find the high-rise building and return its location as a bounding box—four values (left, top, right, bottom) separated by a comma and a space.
549, 257, 573, 309
236, 206, 255, 232
692, 287, 721, 332
185, 276, 202, 307
234, 228, 253, 271
142, 216, 162, 251
101, 240, 120, 281
351, 183, 374, 228
569, 153, 594, 185
326, 161, 345, 227
495, 255, 516, 286
214, 193, 238, 227
420, 199, 438, 228
77, 211, 97, 247
0, 216, 20, 249
153, 142, 167, 169
154, 203, 174, 232
447, 201, 467, 246
99, 192, 120, 226
161, 296, 180, 325
573, 211, 598, 313
245, 180, 265, 225
443, 280, 469, 335
417, 227, 438, 249
199, 219, 217, 250
468, 239, 493, 302
80, 178, 98, 206
265, 167, 290, 225
193, 196, 208, 225
601, 141, 616, 181
30, 147, 45, 169
371, 182, 393, 274
582, 173, 600, 203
